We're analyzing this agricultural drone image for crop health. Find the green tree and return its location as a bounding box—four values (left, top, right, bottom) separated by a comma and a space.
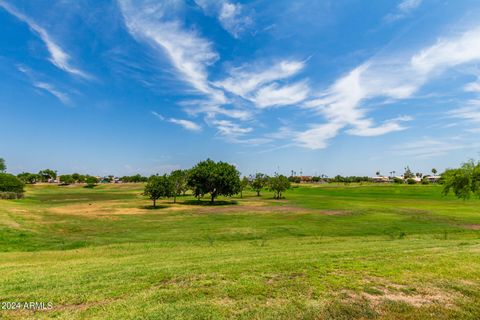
432, 168, 438, 175
442, 160, 480, 200
403, 166, 414, 179
71, 173, 86, 183
59, 174, 75, 185
39, 169, 57, 182
121, 174, 148, 183
0, 173, 25, 198
240, 176, 250, 198
17, 172, 41, 184
144, 175, 173, 207
393, 177, 404, 184
187, 159, 241, 203
85, 176, 99, 188
170, 170, 189, 203
268, 174, 291, 199
0, 158, 6, 173
251, 173, 268, 196
406, 178, 416, 185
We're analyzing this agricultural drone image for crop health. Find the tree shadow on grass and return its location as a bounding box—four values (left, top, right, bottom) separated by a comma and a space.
140, 205, 169, 210
180, 199, 238, 206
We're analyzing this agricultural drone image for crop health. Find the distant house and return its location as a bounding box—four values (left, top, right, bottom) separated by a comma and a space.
372, 176, 389, 183
412, 176, 422, 183
426, 175, 441, 183
299, 176, 313, 183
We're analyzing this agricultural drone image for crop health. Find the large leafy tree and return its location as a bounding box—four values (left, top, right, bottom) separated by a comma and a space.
403, 166, 414, 179
71, 173, 86, 183
38, 169, 57, 182
17, 172, 41, 184
170, 169, 189, 203
85, 176, 99, 188
0, 158, 6, 173
0, 173, 25, 197
442, 160, 480, 200
144, 175, 173, 207
268, 174, 291, 199
59, 174, 75, 185
250, 173, 268, 196
188, 159, 241, 203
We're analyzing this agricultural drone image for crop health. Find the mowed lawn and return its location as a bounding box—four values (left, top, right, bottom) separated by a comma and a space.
0, 183, 479, 319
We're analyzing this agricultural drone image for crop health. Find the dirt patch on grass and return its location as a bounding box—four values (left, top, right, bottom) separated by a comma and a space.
1, 219, 22, 229
46, 200, 349, 217
185, 204, 310, 215
342, 278, 459, 310
48, 201, 147, 216
462, 224, 480, 230
362, 289, 456, 308
318, 210, 351, 216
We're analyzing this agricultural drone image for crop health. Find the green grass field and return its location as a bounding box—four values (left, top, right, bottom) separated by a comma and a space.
0, 183, 479, 319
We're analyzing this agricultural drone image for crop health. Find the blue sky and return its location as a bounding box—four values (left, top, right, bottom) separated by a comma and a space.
1, 0, 480, 177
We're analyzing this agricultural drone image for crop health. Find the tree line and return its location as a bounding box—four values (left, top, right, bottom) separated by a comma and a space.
144, 159, 291, 207
2, 156, 478, 202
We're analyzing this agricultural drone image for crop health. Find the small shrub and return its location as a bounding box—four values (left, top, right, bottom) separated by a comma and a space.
421, 178, 430, 185
406, 178, 416, 185
85, 176, 99, 188
393, 177, 404, 184
0, 191, 24, 199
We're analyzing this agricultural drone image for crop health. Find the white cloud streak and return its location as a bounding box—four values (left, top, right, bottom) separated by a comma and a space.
118, 0, 225, 103
294, 122, 344, 150
214, 60, 305, 98
152, 111, 202, 132
194, 0, 253, 38
448, 100, 480, 123
118, 2, 480, 150
17, 65, 70, 104
211, 119, 252, 136
464, 81, 480, 93
252, 81, 310, 109
298, 25, 480, 149
0, 1, 89, 79
392, 137, 479, 159
384, 0, 422, 23
33, 82, 70, 104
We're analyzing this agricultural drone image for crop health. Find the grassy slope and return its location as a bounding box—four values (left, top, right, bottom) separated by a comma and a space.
0, 183, 479, 319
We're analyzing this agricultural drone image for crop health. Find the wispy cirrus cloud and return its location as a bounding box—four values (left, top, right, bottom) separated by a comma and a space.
298, 24, 480, 149
118, 0, 225, 103
214, 60, 305, 98
33, 81, 70, 104
212, 119, 252, 136
252, 81, 310, 109
392, 137, 479, 159
384, 0, 422, 23
117, 1, 480, 151
464, 80, 480, 93
194, 0, 253, 38
448, 100, 480, 123
17, 65, 70, 104
152, 111, 202, 132
294, 122, 344, 150
0, 0, 89, 79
